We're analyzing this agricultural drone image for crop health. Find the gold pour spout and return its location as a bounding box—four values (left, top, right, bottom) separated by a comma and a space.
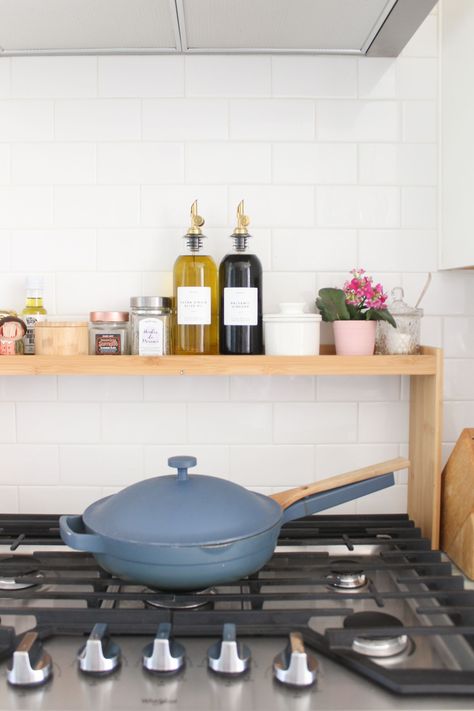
233, 200, 250, 236
186, 200, 205, 236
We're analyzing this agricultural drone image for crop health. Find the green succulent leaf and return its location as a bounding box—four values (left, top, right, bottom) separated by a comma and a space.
346, 303, 363, 320
315, 288, 350, 322
366, 308, 397, 328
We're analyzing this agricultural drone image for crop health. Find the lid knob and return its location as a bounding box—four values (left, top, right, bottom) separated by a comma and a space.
168, 456, 197, 481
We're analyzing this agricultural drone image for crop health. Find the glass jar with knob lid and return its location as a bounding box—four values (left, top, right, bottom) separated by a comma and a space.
376, 287, 423, 355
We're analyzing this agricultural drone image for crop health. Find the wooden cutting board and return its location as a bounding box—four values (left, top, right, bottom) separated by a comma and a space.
270, 457, 410, 511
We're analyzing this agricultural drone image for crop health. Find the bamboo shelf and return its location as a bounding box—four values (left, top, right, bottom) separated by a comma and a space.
0, 345, 443, 549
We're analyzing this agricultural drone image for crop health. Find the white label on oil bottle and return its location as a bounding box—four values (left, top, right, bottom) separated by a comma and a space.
138, 318, 164, 355
177, 287, 211, 325
224, 288, 258, 326
23, 314, 46, 355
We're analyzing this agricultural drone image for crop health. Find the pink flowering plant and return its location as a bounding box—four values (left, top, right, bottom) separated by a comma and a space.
316, 269, 396, 327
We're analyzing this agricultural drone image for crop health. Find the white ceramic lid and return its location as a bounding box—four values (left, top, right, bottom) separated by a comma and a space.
263, 302, 321, 322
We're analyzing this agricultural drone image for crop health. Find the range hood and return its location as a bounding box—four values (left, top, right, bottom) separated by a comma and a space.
0, 0, 437, 57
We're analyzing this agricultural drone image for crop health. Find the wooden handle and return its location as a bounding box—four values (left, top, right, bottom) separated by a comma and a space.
270, 457, 410, 511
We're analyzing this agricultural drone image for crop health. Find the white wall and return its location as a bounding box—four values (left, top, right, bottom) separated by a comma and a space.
0, 9, 473, 515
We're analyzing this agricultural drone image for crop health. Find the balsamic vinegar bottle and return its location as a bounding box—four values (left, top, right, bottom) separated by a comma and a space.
219, 201, 263, 355
173, 201, 218, 355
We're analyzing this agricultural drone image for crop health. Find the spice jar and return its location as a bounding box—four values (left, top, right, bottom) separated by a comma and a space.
89, 312, 129, 355
376, 288, 423, 355
130, 296, 172, 356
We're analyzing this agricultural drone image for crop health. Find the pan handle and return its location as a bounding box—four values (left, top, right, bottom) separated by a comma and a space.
59, 515, 105, 554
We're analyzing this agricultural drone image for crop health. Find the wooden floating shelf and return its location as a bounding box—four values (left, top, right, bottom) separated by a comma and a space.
0, 347, 437, 376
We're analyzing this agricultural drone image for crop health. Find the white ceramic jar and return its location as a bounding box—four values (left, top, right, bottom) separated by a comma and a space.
263, 303, 321, 355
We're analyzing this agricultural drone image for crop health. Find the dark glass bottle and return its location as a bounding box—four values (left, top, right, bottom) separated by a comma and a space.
219, 201, 263, 355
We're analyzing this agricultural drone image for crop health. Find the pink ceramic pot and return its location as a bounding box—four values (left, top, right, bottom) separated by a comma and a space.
333, 320, 376, 356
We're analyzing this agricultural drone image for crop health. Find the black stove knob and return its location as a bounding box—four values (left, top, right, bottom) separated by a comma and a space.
142, 623, 185, 673
273, 632, 318, 687
207, 623, 250, 675
77, 623, 121, 675
7, 631, 52, 687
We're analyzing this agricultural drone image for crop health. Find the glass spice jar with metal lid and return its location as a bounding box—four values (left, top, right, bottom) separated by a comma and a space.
130, 296, 172, 356
89, 311, 129, 355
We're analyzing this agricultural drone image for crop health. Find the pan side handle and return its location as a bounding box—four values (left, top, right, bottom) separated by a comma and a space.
281, 473, 395, 524
59, 515, 106, 554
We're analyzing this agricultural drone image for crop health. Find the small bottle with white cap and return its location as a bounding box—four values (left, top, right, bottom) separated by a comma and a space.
21, 276, 47, 355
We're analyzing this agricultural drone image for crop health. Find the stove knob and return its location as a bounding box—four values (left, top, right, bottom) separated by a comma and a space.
142, 623, 185, 673
77, 623, 121, 675
207, 623, 250, 676
273, 632, 318, 687
7, 631, 52, 687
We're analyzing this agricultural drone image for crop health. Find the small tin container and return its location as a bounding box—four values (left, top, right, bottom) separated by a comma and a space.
89, 311, 129, 355
130, 296, 172, 356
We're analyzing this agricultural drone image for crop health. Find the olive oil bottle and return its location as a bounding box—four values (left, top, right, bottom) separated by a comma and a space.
21, 275, 47, 355
219, 201, 263, 355
173, 201, 218, 355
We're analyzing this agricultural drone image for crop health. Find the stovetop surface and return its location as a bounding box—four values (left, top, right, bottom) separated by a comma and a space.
0, 514, 473, 711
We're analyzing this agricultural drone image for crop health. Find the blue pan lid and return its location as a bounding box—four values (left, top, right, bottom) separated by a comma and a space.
82, 456, 283, 546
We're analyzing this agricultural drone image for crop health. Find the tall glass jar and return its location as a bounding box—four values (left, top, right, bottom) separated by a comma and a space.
376, 288, 423, 355
89, 311, 129, 355
130, 297, 172, 355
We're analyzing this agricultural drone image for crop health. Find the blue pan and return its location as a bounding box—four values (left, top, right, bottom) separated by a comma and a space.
60, 455, 408, 591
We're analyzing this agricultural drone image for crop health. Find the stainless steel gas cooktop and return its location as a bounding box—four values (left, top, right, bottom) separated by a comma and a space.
0, 513, 473, 711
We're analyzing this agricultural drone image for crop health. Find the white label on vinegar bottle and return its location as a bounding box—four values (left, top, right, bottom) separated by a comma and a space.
177, 287, 211, 325
138, 318, 164, 355
224, 288, 258, 326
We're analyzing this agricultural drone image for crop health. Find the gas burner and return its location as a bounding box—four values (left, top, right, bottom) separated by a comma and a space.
0, 556, 43, 591
344, 612, 412, 659
326, 558, 368, 591
145, 588, 216, 610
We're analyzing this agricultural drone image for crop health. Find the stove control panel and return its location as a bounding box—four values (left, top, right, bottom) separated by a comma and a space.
7, 631, 52, 687
142, 622, 185, 674
207, 623, 251, 675
273, 632, 318, 687
77, 623, 121, 675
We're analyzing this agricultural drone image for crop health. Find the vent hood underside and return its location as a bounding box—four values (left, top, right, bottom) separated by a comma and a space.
0, 0, 437, 57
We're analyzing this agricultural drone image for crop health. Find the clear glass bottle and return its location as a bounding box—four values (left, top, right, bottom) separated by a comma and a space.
89, 311, 130, 355
376, 287, 423, 355
21, 276, 47, 355
173, 201, 218, 355
219, 201, 263, 355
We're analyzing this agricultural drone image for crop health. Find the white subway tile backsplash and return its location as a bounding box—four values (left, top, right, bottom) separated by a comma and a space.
0, 403, 15, 442
358, 58, 397, 99
272, 229, 357, 272
263, 272, 317, 313
273, 143, 357, 185
12, 57, 97, 98
186, 56, 271, 97
230, 100, 315, 140
0, 100, 53, 141
17, 403, 101, 443
445, 360, 474, 401
0, 144, 10, 184
399, 144, 437, 185
402, 101, 437, 142
0, 376, 57, 402
358, 402, 409, 443
59, 377, 143, 402
0, 445, 59, 484
54, 186, 140, 228
402, 15, 438, 57
11, 143, 96, 185
401, 187, 437, 229
186, 143, 271, 184
229, 445, 314, 486
0, 273, 56, 314
0, 488, 18, 513
99, 56, 184, 97
444, 402, 474, 442
18, 486, 101, 514
317, 376, 400, 402
443, 317, 474, 357
11, 230, 96, 271
272, 56, 357, 98
317, 101, 399, 142
56, 272, 141, 314
102, 403, 186, 444
144, 376, 229, 402
0, 187, 53, 228
59, 445, 143, 486
141, 185, 228, 227
359, 144, 398, 185
230, 376, 315, 402
356, 485, 407, 514
317, 186, 399, 228
402, 272, 474, 317
143, 99, 228, 140
97, 229, 179, 272
0, 59, 10, 98
188, 403, 272, 444
0, 231, 10, 271
397, 58, 438, 100
274, 403, 357, 444
229, 186, 314, 228
97, 143, 184, 185
55, 100, 141, 141
359, 230, 438, 273
315, 444, 399, 479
